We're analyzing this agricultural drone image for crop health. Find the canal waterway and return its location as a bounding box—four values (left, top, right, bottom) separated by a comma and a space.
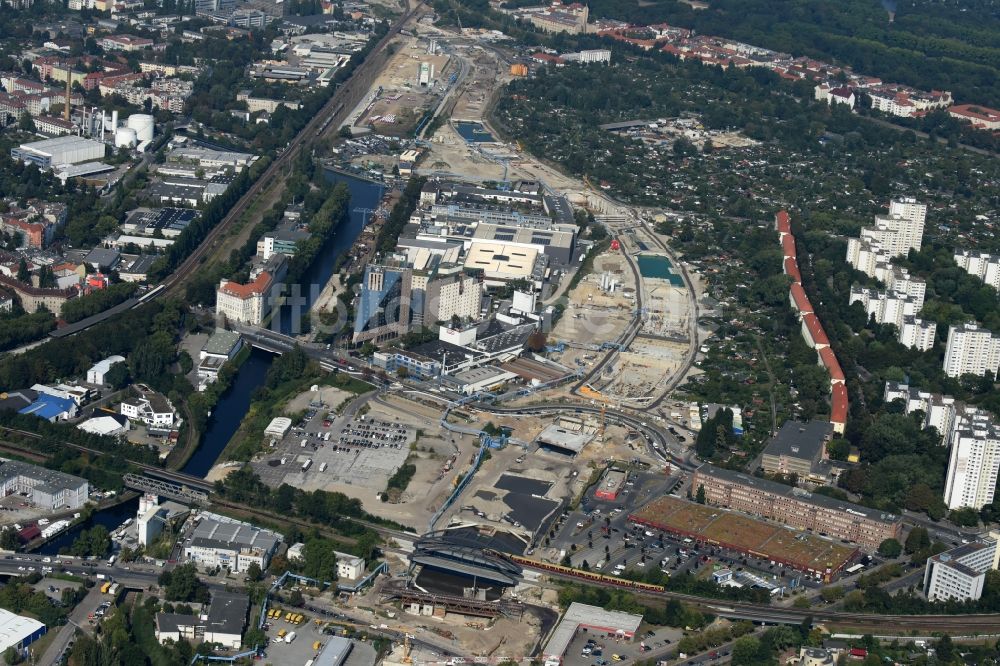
40, 170, 383, 553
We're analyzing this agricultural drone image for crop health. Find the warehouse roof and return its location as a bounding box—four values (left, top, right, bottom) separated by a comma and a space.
544, 603, 642, 659
762, 420, 832, 460
314, 636, 354, 666
187, 515, 280, 554
0, 461, 87, 496
0, 609, 44, 652
205, 591, 248, 637
202, 329, 241, 357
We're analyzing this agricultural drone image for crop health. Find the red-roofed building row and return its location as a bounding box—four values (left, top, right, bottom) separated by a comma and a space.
777, 209, 849, 434
801, 314, 830, 349
783, 257, 801, 283
775, 210, 791, 235
781, 234, 796, 259
831, 384, 848, 433
789, 282, 812, 315
819, 347, 845, 384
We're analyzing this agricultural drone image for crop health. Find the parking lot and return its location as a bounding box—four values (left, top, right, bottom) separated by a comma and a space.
261, 610, 375, 666
251, 409, 414, 493
558, 624, 685, 666
549, 469, 832, 594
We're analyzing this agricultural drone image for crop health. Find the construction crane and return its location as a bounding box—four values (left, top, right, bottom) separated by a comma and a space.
402, 634, 413, 664
580, 384, 610, 439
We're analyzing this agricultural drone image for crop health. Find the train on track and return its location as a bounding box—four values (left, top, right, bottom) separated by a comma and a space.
507, 555, 666, 593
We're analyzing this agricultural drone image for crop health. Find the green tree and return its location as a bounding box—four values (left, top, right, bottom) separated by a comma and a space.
904, 527, 930, 554
730, 635, 764, 666
949, 507, 980, 527
877, 538, 902, 558
245, 562, 262, 582
16, 258, 29, 283
158, 563, 210, 603
0, 528, 18, 551
695, 484, 706, 504
17, 112, 34, 133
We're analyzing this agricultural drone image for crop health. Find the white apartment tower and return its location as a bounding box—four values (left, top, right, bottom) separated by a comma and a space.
943, 413, 1000, 510
954, 250, 1000, 290
899, 315, 937, 352
943, 322, 1000, 378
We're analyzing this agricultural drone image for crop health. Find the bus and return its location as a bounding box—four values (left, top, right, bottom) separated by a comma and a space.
302, 459, 312, 471
845, 563, 865, 575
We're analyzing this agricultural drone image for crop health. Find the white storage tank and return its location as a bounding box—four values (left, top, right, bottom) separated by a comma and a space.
126, 114, 154, 143
114, 127, 137, 148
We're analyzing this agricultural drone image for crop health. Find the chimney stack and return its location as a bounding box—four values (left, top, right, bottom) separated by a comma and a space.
64, 73, 71, 122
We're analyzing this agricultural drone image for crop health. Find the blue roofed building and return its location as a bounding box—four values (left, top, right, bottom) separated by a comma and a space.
18, 394, 77, 422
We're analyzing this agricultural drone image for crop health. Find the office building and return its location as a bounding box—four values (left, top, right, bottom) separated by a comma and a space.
943, 322, 1000, 378
0, 460, 88, 510
943, 411, 1000, 510
121, 388, 175, 428
286, 543, 366, 580
691, 464, 902, 550
183, 513, 281, 573
760, 420, 833, 478
923, 539, 998, 602
954, 250, 1000, 290
352, 260, 413, 344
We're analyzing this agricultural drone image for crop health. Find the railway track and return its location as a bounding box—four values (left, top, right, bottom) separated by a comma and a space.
8, 424, 997, 632
159, 2, 424, 298
513, 559, 1000, 632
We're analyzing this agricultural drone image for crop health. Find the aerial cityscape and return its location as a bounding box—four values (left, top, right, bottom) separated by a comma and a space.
0, 0, 997, 664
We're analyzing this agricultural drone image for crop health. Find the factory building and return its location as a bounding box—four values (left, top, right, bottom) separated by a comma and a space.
0, 461, 88, 511
11, 136, 105, 169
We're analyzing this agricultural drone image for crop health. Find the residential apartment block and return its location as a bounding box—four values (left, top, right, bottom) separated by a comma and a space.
954, 250, 1000, 290
923, 539, 998, 602
848, 286, 935, 351
943, 322, 1000, 378
944, 411, 1000, 510
691, 464, 902, 550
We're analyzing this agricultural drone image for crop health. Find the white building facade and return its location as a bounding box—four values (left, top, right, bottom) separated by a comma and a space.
943, 322, 1000, 378
923, 539, 998, 602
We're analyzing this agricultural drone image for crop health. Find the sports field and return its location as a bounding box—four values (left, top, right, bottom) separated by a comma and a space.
630, 495, 857, 574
